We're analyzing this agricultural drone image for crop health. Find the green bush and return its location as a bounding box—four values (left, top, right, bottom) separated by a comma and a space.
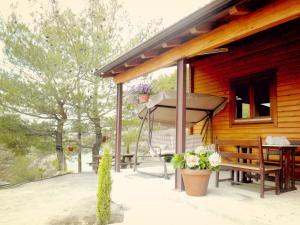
0, 149, 14, 182
51, 159, 59, 170
9, 156, 45, 184
96, 144, 112, 225
163, 155, 173, 162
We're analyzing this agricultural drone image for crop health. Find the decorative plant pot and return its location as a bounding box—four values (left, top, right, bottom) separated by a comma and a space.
67, 145, 74, 152
138, 94, 149, 103
180, 169, 212, 196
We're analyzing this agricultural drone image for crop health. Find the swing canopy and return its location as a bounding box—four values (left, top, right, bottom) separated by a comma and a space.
138, 91, 227, 128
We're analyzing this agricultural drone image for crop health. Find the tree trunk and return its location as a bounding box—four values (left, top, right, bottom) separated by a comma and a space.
77, 131, 82, 173
92, 125, 102, 173
75, 74, 83, 173
56, 120, 66, 171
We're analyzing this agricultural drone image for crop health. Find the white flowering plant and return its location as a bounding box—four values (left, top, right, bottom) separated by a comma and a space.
171, 149, 221, 171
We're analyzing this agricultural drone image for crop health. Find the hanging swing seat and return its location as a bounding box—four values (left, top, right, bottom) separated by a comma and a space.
134, 91, 227, 179
149, 129, 202, 156
138, 91, 226, 128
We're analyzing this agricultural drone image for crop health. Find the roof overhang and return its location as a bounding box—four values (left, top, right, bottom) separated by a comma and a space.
96, 0, 300, 83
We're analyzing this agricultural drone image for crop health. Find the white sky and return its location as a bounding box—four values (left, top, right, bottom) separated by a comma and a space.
0, 0, 212, 27
0, 0, 213, 84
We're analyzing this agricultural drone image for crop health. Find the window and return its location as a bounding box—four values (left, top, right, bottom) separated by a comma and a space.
231, 70, 276, 124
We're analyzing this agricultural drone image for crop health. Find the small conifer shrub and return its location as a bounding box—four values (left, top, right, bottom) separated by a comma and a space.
96, 144, 112, 225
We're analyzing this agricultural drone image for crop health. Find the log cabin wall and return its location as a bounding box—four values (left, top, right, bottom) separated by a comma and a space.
191, 19, 300, 142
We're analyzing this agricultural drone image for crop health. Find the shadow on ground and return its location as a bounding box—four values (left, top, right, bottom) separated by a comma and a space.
48, 202, 124, 225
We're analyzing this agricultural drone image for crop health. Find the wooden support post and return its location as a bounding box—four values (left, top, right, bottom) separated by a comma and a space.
175, 58, 187, 191
209, 113, 213, 144
115, 83, 123, 172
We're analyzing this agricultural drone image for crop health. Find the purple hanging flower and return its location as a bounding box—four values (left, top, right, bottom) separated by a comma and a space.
127, 83, 152, 105
131, 83, 152, 95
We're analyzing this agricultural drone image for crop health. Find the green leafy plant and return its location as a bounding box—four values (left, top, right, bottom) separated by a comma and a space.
51, 159, 59, 171
163, 155, 173, 162
171, 154, 185, 169
96, 144, 112, 225
9, 156, 45, 184
171, 147, 221, 171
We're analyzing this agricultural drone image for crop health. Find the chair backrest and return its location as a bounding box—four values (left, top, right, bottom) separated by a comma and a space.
150, 129, 202, 154
186, 134, 202, 152
290, 140, 300, 156
290, 140, 300, 145
151, 129, 176, 151
215, 137, 264, 166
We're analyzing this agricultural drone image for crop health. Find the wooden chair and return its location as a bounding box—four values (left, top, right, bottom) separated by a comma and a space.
291, 140, 300, 180
215, 137, 281, 198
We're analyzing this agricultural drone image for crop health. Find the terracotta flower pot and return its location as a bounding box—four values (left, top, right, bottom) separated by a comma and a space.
67, 145, 74, 152
139, 94, 149, 103
180, 169, 212, 196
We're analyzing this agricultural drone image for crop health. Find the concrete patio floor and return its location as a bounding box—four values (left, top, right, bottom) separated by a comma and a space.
0, 168, 299, 225
113, 168, 300, 225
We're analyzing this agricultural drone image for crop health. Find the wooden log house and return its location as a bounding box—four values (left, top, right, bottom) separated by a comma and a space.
96, 0, 300, 189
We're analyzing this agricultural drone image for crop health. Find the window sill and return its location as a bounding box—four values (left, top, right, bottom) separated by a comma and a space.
232, 117, 273, 125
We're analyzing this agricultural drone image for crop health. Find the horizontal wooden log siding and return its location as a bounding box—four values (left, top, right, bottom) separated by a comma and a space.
191, 20, 300, 175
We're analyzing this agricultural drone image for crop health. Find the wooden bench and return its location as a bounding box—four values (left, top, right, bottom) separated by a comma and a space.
215, 137, 281, 198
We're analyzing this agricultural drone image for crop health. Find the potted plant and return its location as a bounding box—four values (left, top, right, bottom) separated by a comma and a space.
171, 147, 221, 196
137, 83, 152, 103
128, 83, 152, 104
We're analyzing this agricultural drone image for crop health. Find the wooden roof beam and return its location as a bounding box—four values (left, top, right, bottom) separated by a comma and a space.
113, 0, 300, 84
102, 72, 114, 78
111, 67, 126, 74
199, 47, 229, 55
162, 39, 182, 48
124, 58, 143, 68
140, 49, 162, 59
229, 5, 250, 16
189, 23, 212, 35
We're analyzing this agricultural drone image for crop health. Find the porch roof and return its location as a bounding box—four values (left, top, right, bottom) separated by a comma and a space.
96, 0, 300, 83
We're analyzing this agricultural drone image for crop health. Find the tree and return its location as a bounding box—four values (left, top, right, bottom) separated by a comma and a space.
63, 0, 162, 166
0, 0, 121, 170
0, 114, 54, 155
0, 0, 162, 171
0, 11, 75, 170
151, 72, 176, 93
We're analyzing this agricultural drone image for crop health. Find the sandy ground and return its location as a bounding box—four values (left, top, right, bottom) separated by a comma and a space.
0, 168, 299, 225
0, 173, 101, 225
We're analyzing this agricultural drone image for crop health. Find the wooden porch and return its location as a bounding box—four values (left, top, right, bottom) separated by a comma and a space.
96, 0, 300, 192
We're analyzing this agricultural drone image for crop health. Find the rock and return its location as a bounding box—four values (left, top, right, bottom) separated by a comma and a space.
0, 180, 10, 186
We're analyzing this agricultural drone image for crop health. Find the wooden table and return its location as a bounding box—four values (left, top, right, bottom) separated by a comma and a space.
92, 154, 135, 169
263, 145, 298, 192
121, 154, 134, 168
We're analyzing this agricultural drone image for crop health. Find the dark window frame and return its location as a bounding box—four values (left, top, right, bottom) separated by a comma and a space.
230, 69, 277, 125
